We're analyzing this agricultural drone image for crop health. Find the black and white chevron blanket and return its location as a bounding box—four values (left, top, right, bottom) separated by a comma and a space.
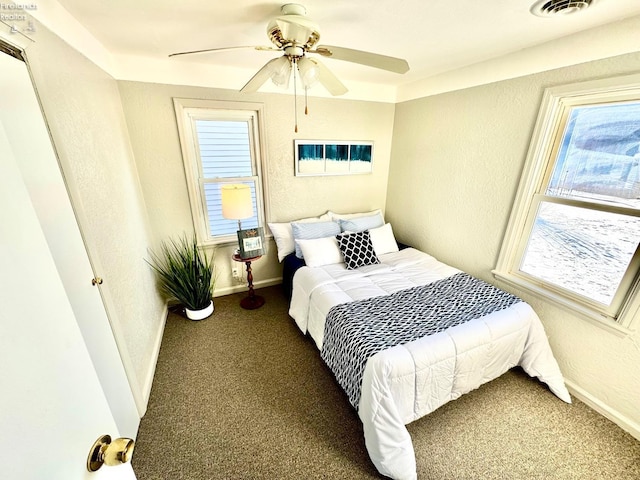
320, 272, 522, 410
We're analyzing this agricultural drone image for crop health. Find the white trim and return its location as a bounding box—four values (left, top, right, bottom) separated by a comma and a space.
173, 98, 270, 246
214, 276, 282, 297
140, 303, 168, 416
495, 85, 563, 271
495, 73, 640, 331
565, 379, 640, 441
173, 98, 211, 242
492, 270, 633, 338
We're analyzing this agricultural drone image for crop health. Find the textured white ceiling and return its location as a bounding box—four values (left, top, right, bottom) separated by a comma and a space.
45, 1, 640, 97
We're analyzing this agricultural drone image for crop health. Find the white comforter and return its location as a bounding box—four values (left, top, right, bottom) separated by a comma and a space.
289, 248, 571, 480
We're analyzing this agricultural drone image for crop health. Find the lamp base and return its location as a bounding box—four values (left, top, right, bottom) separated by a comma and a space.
240, 294, 265, 310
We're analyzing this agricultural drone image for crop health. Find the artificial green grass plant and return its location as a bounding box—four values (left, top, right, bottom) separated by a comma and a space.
147, 234, 216, 311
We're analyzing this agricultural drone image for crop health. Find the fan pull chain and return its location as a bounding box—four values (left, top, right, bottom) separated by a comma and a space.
305, 87, 309, 115
293, 58, 298, 133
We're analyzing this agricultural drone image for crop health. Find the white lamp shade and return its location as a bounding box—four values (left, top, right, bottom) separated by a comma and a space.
221, 184, 253, 220
269, 55, 292, 88
297, 56, 319, 89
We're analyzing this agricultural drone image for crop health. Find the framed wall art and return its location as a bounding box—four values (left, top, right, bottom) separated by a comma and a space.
237, 227, 265, 259
295, 140, 374, 176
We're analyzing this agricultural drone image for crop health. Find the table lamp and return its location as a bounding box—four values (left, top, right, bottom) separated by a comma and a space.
221, 184, 253, 231
221, 184, 265, 310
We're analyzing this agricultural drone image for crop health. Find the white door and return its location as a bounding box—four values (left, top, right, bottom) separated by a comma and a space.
0, 47, 140, 436
0, 123, 136, 479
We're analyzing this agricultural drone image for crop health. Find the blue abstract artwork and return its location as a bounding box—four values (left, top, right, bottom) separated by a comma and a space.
295, 140, 373, 176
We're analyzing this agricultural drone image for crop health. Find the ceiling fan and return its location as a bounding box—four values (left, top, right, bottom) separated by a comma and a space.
169, 3, 410, 97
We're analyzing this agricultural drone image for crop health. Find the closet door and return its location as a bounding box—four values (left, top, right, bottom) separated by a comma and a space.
0, 111, 137, 480
0, 38, 140, 477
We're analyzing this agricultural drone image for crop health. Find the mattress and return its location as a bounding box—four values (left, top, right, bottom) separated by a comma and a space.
288, 248, 571, 480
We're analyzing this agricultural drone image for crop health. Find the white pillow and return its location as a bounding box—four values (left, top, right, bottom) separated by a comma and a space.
328, 209, 383, 221
295, 236, 344, 267
368, 223, 399, 256
268, 213, 330, 262
291, 220, 341, 258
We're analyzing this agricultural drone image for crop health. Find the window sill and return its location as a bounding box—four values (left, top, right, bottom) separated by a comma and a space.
197, 234, 274, 250
198, 239, 237, 249
492, 270, 635, 338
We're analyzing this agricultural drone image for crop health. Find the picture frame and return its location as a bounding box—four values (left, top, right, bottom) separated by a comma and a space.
295, 140, 374, 176
237, 227, 265, 259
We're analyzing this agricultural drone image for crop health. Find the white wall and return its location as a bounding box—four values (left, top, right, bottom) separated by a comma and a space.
16, 19, 166, 411
117, 81, 396, 294
387, 50, 640, 438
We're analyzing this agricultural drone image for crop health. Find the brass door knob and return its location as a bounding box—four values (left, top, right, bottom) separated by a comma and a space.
87, 434, 135, 472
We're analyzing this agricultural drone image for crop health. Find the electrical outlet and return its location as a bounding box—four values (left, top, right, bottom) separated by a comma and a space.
232, 267, 245, 284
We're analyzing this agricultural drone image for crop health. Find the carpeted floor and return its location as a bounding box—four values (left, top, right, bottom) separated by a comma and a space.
132, 285, 640, 479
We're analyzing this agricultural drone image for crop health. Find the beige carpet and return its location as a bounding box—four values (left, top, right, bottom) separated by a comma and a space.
132, 285, 640, 479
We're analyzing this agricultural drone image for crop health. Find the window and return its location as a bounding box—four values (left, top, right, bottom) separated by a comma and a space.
494, 74, 640, 331
174, 99, 268, 245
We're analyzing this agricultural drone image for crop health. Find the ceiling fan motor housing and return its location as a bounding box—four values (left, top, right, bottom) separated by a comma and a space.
267, 3, 320, 53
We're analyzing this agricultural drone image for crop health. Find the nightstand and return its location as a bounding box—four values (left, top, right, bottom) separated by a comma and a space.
232, 253, 265, 310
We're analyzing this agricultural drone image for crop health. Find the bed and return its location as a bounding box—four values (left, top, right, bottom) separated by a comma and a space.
272, 212, 571, 480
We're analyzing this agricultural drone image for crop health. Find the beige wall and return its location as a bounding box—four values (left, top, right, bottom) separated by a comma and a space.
117, 81, 396, 294
388, 51, 640, 436
21, 22, 166, 410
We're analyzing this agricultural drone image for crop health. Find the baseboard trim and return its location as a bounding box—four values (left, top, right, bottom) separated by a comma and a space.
214, 276, 282, 297
139, 302, 168, 417
565, 379, 640, 441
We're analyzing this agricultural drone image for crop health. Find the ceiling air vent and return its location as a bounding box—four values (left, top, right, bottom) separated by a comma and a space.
531, 0, 596, 17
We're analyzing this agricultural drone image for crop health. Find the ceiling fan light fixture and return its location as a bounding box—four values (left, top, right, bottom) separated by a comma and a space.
268, 56, 292, 88
297, 56, 319, 89
530, 0, 596, 17
174, 3, 408, 130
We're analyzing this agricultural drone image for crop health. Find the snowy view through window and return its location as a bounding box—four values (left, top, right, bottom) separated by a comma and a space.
521, 102, 640, 306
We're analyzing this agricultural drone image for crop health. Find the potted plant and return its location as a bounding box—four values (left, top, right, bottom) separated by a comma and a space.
146, 234, 217, 320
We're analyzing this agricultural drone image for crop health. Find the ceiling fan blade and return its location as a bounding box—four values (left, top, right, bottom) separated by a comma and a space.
313, 45, 409, 74
169, 45, 277, 58
240, 57, 283, 93
308, 58, 348, 96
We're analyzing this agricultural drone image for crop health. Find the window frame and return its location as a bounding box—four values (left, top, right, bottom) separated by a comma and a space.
173, 98, 270, 247
493, 73, 640, 334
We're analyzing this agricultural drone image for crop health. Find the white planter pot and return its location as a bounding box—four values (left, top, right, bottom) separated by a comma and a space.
185, 301, 214, 320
